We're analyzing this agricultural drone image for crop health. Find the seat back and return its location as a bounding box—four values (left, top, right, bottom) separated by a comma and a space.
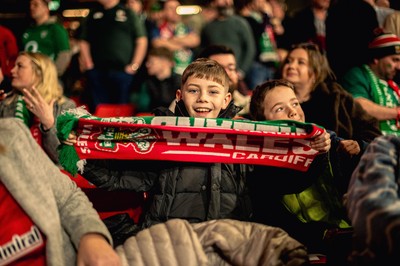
94, 103, 136, 117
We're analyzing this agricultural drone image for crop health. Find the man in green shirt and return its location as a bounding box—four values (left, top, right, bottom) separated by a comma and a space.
340, 31, 400, 136
22, 0, 71, 77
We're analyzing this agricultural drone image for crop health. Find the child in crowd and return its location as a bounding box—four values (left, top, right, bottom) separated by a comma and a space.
249, 79, 355, 264
131, 47, 181, 113
65, 59, 331, 243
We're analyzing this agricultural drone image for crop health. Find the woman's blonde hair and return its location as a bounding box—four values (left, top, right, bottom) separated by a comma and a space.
20, 51, 65, 104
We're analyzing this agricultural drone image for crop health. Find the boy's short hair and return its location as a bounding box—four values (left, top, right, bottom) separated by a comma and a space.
250, 79, 295, 121
148, 47, 174, 62
181, 58, 230, 92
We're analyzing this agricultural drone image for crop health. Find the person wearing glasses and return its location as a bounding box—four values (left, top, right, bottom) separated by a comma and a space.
279, 42, 381, 197
0, 51, 76, 166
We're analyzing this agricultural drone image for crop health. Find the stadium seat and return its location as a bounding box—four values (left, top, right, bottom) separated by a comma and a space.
94, 103, 136, 117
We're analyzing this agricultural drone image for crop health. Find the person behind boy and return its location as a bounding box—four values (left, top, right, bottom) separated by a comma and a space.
340, 31, 400, 136
131, 47, 181, 113
67, 59, 331, 239
197, 44, 251, 117
249, 79, 355, 264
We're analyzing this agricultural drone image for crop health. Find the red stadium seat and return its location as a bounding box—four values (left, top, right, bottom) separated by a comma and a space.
94, 103, 136, 117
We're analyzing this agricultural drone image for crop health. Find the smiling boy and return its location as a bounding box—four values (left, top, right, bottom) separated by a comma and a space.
249, 79, 354, 264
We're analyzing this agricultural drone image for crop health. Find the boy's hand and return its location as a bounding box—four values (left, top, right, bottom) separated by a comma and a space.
63, 131, 77, 146
337, 139, 360, 157
310, 130, 331, 153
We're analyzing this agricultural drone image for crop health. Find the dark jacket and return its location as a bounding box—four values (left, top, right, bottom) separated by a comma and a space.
83, 100, 253, 230
82, 100, 327, 234
300, 81, 381, 195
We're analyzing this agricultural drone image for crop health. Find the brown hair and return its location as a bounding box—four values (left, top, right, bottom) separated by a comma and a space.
181, 58, 230, 92
148, 46, 174, 62
250, 79, 295, 121
281, 42, 336, 89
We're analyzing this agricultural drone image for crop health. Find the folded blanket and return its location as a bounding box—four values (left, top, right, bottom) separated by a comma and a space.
57, 107, 325, 175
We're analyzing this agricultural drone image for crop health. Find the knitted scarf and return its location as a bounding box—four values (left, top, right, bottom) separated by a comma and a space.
57, 107, 325, 176
363, 64, 400, 136
15, 95, 42, 146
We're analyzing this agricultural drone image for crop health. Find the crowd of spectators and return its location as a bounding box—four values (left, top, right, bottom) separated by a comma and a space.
1, 0, 400, 265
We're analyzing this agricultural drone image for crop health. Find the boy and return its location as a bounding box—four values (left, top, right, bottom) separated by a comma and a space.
75, 60, 331, 235
249, 79, 356, 263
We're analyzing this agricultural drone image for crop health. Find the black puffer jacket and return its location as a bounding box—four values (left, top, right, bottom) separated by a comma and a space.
83, 100, 253, 230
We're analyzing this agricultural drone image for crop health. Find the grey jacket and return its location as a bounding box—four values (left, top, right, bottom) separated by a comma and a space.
0, 95, 76, 165
0, 118, 112, 266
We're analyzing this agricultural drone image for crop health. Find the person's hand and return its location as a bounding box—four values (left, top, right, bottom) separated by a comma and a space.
77, 233, 121, 266
310, 130, 331, 153
337, 139, 360, 157
0, 90, 9, 101
22, 87, 55, 130
63, 131, 77, 145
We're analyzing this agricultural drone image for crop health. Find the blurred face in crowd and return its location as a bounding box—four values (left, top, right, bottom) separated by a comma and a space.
375, 0, 390, 8
312, 0, 330, 10
30, 0, 49, 21
262, 85, 305, 122
164, 0, 181, 23
146, 55, 174, 77
176, 76, 231, 118
211, 0, 234, 17
126, 0, 143, 14
281, 48, 315, 90
208, 53, 239, 92
374, 55, 400, 80
11, 55, 39, 92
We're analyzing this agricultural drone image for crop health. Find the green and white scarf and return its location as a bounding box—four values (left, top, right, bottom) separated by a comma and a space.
363, 64, 400, 136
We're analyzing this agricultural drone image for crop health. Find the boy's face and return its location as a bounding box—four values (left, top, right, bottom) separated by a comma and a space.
263, 85, 305, 122
176, 76, 231, 118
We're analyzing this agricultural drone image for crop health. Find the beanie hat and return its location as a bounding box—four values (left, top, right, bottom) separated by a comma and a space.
368, 33, 400, 59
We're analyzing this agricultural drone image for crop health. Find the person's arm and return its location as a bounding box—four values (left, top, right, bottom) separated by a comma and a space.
237, 17, 256, 76
346, 135, 400, 262
170, 31, 200, 49
3, 118, 118, 264
52, 24, 72, 76
77, 233, 121, 266
55, 50, 72, 76
354, 97, 398, 121
78, 40, 94, 72
125, 36, 147, 74
82, 159, 158, 191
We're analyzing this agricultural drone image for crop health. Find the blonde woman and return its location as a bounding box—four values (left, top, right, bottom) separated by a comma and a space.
0, 51, 76, 165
